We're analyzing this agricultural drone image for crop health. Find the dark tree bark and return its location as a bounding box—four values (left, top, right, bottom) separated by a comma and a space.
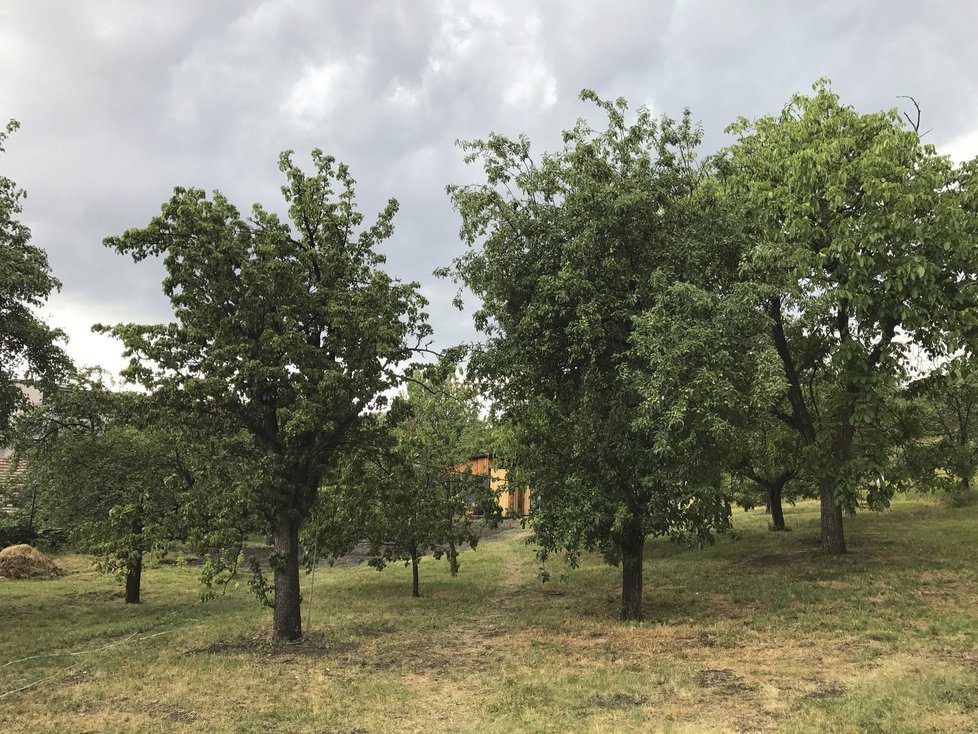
765, 471, 794, 531
768, 482, 786, 531
818, 477, 846, 554
124, 552, 142, 604
619, 518, 646, 621
446, 538, 459, 576
410, 547, 420, 598
272, 509, 302, 641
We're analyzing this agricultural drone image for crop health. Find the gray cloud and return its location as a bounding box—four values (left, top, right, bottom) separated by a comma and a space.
2, 0, 977, 372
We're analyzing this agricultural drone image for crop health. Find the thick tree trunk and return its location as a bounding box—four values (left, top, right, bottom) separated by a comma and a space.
125, 553, 142, 604
272, 510, 302, 641
818, 477, 846, 554
768, 481, 786, 531
619, 519, 646, 622
410, 548, 420, 598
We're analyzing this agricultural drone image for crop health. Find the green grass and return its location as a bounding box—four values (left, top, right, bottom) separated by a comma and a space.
2, 494, 978, 732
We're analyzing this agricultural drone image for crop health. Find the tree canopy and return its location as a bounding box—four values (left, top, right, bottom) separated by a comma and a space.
100, 150, 429, 639
446, 92, 773, 620
719, 80, 978, 552
0, 120, 71, 440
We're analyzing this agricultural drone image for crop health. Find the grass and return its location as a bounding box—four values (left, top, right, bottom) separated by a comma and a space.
1, 494, 977, 733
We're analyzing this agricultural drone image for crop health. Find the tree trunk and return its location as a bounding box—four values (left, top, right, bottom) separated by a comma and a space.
410, 548, 420, 598
272, 510, 302, 641
124, 553, 142, 604
768, 481, 786, 531
619, 519, 646, 622
818, 477, 846, 554
446, 538, 459, 576
27, 483, 39, 532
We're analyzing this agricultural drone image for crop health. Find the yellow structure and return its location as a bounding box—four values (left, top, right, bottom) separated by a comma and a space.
455, 454, 530, 517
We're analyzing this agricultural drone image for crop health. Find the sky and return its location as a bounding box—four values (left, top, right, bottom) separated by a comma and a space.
2, 0, 977, 378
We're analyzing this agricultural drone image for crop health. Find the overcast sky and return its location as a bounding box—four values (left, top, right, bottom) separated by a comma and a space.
2, 0, 977, 377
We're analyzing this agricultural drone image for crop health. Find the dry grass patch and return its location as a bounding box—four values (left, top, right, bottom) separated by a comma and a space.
1, 496, 978, 732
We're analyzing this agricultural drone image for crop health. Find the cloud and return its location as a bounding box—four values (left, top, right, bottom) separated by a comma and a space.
2, 0, 977, 376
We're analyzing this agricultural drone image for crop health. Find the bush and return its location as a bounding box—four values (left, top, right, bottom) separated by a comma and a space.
0, 521, 69, 551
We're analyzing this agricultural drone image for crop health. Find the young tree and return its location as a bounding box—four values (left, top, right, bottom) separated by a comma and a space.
719, 81, 978, 553
0, 120, 71, 441
340, 371, 495, 597
446, 92, 772, 620
100, 151, 429, 639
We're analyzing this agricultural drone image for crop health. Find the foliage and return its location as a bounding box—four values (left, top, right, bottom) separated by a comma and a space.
446, 91, 774, 619
99, 150, 429, 638
11, 376, 190, 601
718, 79, 978, 552
897, 357, 978, 504
343, 369, 496, 596
0, 119, 71, 442
728, 400, 815, 530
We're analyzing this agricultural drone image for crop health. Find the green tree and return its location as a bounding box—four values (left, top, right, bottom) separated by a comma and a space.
100, 150, 429, 640
899, 358, 978, 504
731, 411, 808, 531
446, 92, 772, 620
13, 378, 188, 603
0, 120, 71, 441
338, 370, 495, 597
719, 81, 978, 553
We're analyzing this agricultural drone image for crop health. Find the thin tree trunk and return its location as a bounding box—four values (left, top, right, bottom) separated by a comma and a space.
447, 538, 459, 576
769, 481, 786, 531
27, 484, 39, 532
619, 519, 646, 622
410, 547, 420, 598
272, 509, 302, 641
818, 477, 846, 554
124, 553, 142, 604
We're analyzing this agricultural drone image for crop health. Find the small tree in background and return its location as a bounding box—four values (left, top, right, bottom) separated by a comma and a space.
898, 358, 978, 505
13, 377, 185, 603
328, 369, 496, 597
731, 411, 809, 531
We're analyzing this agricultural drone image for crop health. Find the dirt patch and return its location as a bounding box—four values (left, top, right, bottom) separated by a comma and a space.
590, 692, 649, 710
697, 669, 756, 695
353, 622, 398, 639
804, 686, 846, 700
168, 709, 199, 723
58, 670, 89, 687
189, 630, 359, 659
0, 544, 62, 579
69, 590, 125, 602
747, 553, 796, 568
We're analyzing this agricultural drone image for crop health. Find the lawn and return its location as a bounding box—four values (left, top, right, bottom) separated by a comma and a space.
2, 494, 977, 733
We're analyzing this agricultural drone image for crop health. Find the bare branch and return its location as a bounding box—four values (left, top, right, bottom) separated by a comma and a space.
897, 95, 921, 134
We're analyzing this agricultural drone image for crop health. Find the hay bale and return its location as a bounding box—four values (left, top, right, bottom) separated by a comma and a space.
0, 544, 62, 580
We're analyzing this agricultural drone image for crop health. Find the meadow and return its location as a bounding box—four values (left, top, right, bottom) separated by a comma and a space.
1, 494, 977, 733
